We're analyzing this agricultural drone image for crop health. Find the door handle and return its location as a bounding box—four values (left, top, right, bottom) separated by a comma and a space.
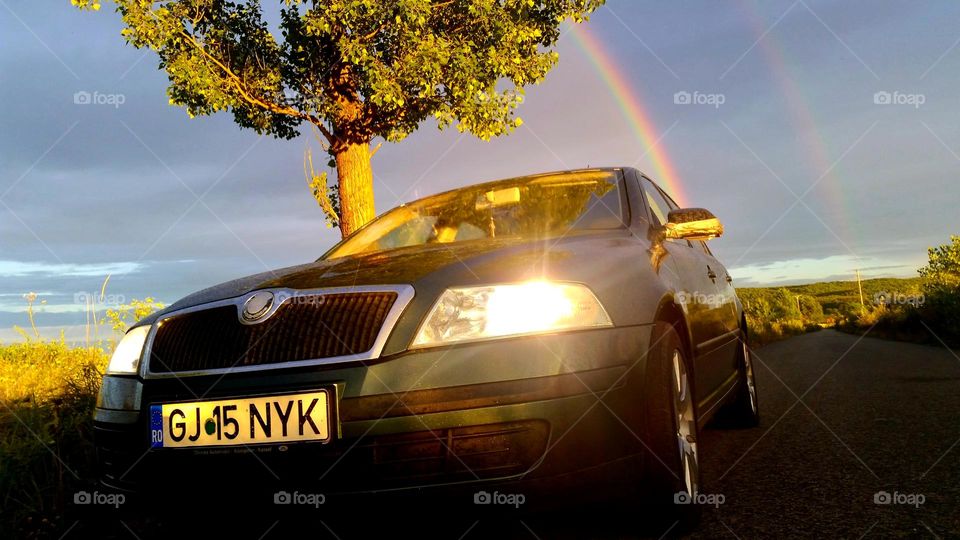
706, 266, 717, 280
725, 275, 733, 284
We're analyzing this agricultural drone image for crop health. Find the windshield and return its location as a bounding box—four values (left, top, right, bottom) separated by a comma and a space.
325, 170, 624, 260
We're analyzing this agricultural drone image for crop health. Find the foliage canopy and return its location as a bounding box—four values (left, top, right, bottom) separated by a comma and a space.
73, 0, 603, 146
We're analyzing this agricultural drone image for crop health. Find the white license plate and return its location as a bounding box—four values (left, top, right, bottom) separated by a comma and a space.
150, 390, 331, 449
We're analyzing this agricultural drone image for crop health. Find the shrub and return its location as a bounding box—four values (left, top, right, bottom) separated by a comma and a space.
919, 235, 960, 343
0, 341, 107, 538
798, 295, 824, 322
746, 315, 814, 346
105, 297, 165, 334
741, 287, 825, 346
839, 236, 960, 346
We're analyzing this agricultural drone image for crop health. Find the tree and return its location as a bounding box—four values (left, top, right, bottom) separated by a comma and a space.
919, 235, 960, 338
72, 0, 604, 236
797, 294, 823, 322
769, 288, 802, 321
919, 235, 960, 291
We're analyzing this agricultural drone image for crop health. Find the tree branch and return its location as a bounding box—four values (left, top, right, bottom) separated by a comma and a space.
304, 148, 339, 224
360, 20, 389, 42
177, 28, 336, 144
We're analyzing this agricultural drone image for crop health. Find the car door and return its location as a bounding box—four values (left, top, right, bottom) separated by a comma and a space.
694, 239, 741, 381
638, 177, 733, 405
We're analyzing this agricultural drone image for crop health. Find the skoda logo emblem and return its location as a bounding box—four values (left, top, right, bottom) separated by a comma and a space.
241, 291, 274, 323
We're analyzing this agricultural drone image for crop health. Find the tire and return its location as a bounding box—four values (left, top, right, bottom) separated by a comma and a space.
639, 321, 701, 533
718, 325, 760, 428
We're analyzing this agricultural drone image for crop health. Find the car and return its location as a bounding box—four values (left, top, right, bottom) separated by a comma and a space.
94, 167, 758, 525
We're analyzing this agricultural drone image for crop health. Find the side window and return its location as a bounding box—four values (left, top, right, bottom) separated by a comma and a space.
640, 179, 672, 228
656, 186, 681, 211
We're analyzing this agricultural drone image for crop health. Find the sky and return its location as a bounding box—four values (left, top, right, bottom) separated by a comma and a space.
1, 0, 959, 340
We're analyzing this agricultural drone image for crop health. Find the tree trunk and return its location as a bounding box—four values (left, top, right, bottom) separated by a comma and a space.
334, 141, 376, 238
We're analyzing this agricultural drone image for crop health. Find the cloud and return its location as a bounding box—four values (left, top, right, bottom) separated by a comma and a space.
0, 260, 145, 278
730, 254, 919, 287
0, 325, 101, 344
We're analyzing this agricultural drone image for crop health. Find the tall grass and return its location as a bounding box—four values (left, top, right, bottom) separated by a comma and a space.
0, 285, 162, 538
0, 340, 107, 538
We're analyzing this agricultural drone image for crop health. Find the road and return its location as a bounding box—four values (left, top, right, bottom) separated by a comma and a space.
462, 330, 960, 539
690, 329, 960, 539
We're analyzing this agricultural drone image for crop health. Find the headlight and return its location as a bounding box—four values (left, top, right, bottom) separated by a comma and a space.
412, 281, 612, 348
106, 325, 150, 375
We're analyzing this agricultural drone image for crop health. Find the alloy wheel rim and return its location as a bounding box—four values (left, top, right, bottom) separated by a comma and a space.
743, 341, 757, 414
671, 349, 698, 497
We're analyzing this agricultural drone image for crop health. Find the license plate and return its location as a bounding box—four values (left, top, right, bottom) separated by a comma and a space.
149, 390, 331, 449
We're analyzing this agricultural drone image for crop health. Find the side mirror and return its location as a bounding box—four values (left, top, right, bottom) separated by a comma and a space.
663, 208, 724, 240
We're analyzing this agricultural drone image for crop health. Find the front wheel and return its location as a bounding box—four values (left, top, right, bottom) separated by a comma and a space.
640, 322, 701, 530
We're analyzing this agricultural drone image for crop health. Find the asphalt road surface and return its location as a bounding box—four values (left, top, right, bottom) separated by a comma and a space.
99, 330, 960, 539
546, 329, 960, 539
450, 330, 960, 539
689, 329, 960, 539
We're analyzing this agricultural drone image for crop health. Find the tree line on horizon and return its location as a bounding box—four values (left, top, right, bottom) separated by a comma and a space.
740, 236, 960, 346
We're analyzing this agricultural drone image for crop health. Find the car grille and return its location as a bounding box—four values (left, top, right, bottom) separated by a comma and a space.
148, 291, 398, 373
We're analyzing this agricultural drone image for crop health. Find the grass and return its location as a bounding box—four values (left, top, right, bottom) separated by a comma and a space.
0, 340, 107, 539
0, 290, 162, 538
746, 316, 822, 347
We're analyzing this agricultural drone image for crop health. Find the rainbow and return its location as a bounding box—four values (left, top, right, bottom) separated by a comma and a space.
568, 23, 687, 206
733, 0, 854, 243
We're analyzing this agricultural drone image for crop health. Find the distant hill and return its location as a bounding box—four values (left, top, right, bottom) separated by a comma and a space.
739, 277, 923, 315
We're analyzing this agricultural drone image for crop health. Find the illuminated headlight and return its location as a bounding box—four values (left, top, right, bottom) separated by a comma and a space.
106, 325, 150, 375
412, 281, 612, 348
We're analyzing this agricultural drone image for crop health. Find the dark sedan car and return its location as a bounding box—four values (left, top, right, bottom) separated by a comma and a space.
94, 167, 758, 524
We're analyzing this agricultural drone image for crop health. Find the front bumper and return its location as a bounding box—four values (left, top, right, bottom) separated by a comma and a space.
95, 325, 652, 504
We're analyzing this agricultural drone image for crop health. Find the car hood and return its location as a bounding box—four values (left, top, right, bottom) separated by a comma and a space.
137, 230, 631, 329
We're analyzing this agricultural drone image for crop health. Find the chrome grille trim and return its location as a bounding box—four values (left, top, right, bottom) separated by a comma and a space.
139, 285, 415, 379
